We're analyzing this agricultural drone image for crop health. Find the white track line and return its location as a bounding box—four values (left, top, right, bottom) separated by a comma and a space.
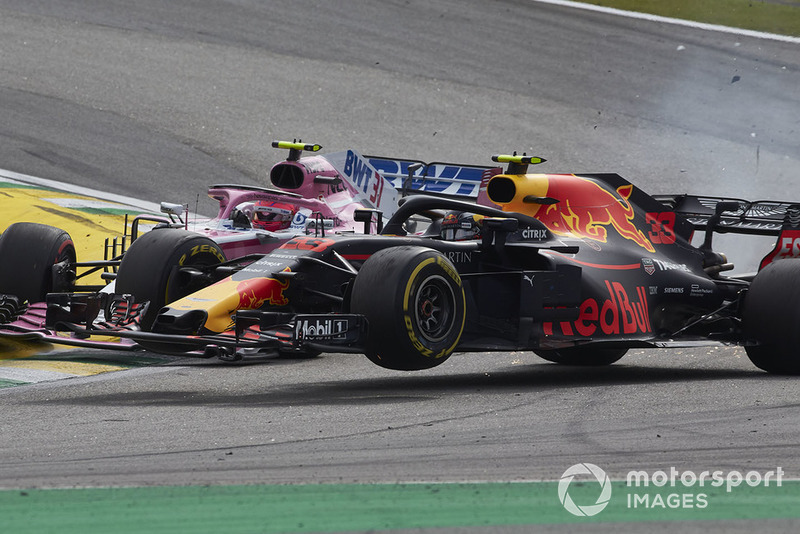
530, 0, 800, 44
0, 167, 163, 213
0, 367, 77, 384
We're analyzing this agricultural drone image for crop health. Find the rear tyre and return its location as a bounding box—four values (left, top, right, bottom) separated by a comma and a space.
115, 229, 225, 331
0, 222, 76, 302
742, 259, 800, 374
350, 246, 466, 371
535, 347, 627, 366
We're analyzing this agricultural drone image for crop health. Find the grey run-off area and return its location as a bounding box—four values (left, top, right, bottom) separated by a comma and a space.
1, 2, 799, 531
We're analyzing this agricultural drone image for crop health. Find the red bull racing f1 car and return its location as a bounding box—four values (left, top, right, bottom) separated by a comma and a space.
2, 150, 800, 375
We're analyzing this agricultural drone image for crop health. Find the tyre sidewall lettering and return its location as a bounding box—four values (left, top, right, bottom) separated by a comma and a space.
179, 244, 225, 266
436, 255, 460, 285
403, 314, 435, 358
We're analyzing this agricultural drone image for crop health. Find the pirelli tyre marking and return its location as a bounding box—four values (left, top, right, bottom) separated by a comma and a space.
179, 243, 225, 266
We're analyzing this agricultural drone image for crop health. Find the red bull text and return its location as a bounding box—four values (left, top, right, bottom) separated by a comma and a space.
544, 281, 651, 337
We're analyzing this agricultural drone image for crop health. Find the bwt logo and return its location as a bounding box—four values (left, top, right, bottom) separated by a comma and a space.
343, 150, 374, 194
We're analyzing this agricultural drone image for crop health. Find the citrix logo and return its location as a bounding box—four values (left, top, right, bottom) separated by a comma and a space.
558, 463, 613, 517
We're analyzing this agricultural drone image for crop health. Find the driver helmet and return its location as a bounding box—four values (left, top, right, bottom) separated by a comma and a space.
440, 211, 484, 241
252, 200, 297, 231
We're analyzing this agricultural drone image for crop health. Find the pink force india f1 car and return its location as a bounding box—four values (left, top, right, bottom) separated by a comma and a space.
2, 147, 800, 375
0, 141, 496, 353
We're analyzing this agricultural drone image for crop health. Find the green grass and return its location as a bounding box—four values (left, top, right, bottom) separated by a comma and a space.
3, 481, 800, 533
576, 0, 800, 36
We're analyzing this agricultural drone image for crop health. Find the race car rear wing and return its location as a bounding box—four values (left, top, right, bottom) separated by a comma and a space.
366, 155, 501, 200
657, 194, 800, 271
654, 194, 800, 237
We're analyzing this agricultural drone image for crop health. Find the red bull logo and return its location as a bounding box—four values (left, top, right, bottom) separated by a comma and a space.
164, 271, 291, 334
539, 178, 655, 253
236, 277, 289, 309
490, 174, 656, 253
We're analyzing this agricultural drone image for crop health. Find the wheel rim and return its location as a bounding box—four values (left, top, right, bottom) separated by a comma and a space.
413, 275, 456, 343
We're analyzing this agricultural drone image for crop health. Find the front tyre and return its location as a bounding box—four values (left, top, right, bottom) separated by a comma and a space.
115, 229, 225, 331
0, 222, 76, 302
350, 246, 466, 371
742, 259, 800, 374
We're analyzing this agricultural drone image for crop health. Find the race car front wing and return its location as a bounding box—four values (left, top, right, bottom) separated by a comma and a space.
42, 292, 369, 359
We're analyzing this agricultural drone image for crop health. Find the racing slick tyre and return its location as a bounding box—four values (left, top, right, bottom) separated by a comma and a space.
350, 246, 466, 371
115, 229, 225, 331
742, 258, 800, 374
535, 347, 627, 366
0, 222, 76, 302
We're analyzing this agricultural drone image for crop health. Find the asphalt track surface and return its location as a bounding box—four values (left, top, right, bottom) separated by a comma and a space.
1, 0, 800, 531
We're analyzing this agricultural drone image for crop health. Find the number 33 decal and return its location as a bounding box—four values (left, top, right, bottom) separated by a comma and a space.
646, 212, 676, 245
